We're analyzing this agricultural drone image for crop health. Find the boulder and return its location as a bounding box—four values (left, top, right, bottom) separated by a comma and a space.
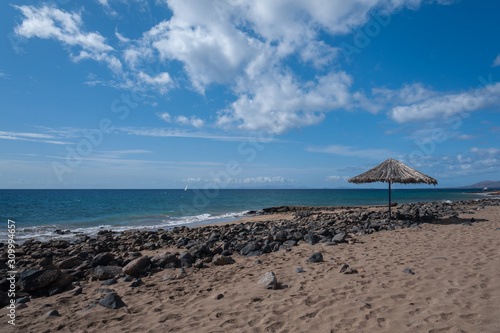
303, 233, 319, 245
58, 256, 83, 269
332, 232, 346, 243
212, 255, 235, 266
239, 243, 259, 256
306, 252, 323, 263
92, 266, 122, 280
20, 269, 61, 291
99, 293, 126, 309
122, 257, 150, 276
151, 252, 178, 268
91, 252, 115, 267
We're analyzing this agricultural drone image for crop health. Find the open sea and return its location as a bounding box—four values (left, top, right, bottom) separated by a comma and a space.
0, 189, 493, 243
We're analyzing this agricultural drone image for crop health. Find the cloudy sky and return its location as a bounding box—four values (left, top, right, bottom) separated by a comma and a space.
1, 0, 499, 189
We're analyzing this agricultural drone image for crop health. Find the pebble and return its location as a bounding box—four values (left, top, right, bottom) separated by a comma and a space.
101, 278, 117, 286
129, 279, 142, 287
98, 293, 126, 309
339, 264, 349, 274
16, 297, 31, 304
46, 309, 61, 317
306, 252, 323, 263
295, 268, 306, 273
403, 268, 415, 275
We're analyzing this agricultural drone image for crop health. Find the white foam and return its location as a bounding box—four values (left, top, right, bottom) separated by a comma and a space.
1, 211, 250, 244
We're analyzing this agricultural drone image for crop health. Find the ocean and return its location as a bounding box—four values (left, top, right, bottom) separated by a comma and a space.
0, 188, 490, 243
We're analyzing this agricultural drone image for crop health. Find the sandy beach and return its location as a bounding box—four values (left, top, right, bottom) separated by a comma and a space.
2, 200, 500, 333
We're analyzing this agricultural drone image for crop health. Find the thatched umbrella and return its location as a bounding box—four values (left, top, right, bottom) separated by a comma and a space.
348, 158, 437, 219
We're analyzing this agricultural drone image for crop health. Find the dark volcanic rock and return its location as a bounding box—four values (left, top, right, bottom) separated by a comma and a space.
212, 254, 235, 266
331, 232, 346, 243
20, 269, 61, 291
179, 252, 194, 268
303, 233, 319, 245
246, 250, 263, 257
403, 268, 415, 275
339, 264, 349, 273
50, 273, 74, 289
91, 252, 115, 267
306, 252, 323, 263
99, 293, 126, 309
151, 252, 178, 268
46, 309, 61, 317
122, 256, 151, 276
101, 278, 117, 286
0, 291, 9, 308
274, 230, 288, 242
239, 243, 259, 255
16, 297, 31, 304
58, 256, 83, 269
92, 266, 122, 280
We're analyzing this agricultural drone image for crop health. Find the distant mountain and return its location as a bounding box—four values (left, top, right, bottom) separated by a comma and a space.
456, 180, 500, 189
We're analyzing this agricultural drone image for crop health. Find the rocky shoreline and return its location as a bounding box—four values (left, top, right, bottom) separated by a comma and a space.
1, 198, 499, 308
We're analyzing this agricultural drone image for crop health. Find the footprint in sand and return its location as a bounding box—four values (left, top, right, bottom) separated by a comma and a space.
459, 313, 479, 323
390, 294, 406, 300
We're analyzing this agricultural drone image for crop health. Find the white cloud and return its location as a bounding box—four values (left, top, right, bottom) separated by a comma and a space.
217, 71, 352, 134
115, 29, 131, 43
15, 5, 122, 73
470, 147, 499, 155
455, 134, 477, 141
15, 1, 454, 134
120, 127, 285, 142
132, 0, 442, 133
493, 54, 500, 67
137, 72, 173, 94
0, 130, 71, 145
326, 175, 349, 181
373, 83, 437, 105
176, 115, 204, 128
157, 112, 171, 123
307, 144, 395, 160
97, 0, 118, 17
389, 82, 500, 123
209, 176, 290, 185
185, 177, 201, 183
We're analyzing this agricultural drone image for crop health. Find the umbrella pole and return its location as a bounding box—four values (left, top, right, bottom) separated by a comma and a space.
388, 181, 391, 220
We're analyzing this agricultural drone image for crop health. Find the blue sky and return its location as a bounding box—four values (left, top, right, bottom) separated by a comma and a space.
1, 0, 499, 189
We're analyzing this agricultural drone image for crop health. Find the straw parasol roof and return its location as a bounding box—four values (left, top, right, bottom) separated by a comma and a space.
348, 158, 437, 185
348, 158, 437, 220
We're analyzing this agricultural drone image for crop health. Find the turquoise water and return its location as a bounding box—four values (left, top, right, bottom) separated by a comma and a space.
0, 189, 489, 243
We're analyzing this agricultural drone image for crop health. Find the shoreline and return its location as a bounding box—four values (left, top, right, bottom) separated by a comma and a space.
1, 188, 492, 245
1, 197, 499, 332
5, 193, 494, 245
